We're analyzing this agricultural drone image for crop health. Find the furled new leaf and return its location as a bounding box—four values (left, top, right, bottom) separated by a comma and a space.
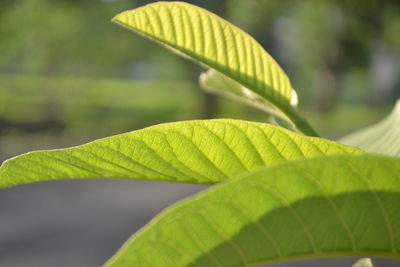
200, 69, 292, 123
112, 2, 317, 135
0, 120, 360, 188
340, 100, 400, 157
105, 154, 400, 266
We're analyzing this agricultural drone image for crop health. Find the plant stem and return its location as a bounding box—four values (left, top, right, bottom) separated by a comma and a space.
281, 106, 320, 137
294, 117, 320, 137
256, 90, 320, 137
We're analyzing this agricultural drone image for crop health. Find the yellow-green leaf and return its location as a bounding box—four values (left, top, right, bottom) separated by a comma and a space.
112, 2, 318, 135
105, 154, 400, 266
0, 120, 361, 189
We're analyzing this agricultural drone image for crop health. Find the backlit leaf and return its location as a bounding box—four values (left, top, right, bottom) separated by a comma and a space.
105, 154, 400, 266
340, 100, 400, 157
112, 2, 302, 127
0, 120, 360, 188
200, 69, 292, 123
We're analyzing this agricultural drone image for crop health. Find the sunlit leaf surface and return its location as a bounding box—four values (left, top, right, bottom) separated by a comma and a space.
0, 120, 360, 188
106, 154, 400, 267
112, 1, 298, 120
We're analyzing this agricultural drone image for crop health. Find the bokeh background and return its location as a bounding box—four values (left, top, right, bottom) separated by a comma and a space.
0, 0, 399, 266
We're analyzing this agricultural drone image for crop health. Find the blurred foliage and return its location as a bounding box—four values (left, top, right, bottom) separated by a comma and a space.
223, 0, 400, 108
0, 0, 191, 79
0, 0, 399, 158
0, 74, 204, 137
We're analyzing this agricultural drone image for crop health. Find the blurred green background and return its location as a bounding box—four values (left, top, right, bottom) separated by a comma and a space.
0, 1, 399, 266
1, 0, 399, 161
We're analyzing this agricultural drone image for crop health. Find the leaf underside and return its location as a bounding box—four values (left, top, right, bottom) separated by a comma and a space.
105, 154, 400, 267
112, 1, 297, 114
0, 120, 361, 189
200, 69, 292, 122
340, 100, 400, 157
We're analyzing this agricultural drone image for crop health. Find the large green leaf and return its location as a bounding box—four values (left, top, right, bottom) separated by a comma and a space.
105, 154, 400, 266
112, 2, 318, 136
340, 100, 400, 157
0, 120, 360, 188
200, 69, 292, 123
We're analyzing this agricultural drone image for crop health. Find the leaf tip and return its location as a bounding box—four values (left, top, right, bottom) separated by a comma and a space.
290, 89, 298, 107
111, 10, 127, 24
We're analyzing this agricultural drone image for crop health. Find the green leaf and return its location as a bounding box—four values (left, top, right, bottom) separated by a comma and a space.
200, 69, 292, 123
105, 154, 400, 266
112, 2, 318, 136
112, 1, 293, 107
0, 120, 360, 189
340, 100, 400, 157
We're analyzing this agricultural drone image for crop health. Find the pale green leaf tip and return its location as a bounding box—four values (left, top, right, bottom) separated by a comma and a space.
111, 12, 125, 23
290, 89, 298, 106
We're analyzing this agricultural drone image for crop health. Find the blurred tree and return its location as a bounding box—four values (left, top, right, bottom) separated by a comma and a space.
213, 0, 400, 111
0, 0, 191, 80
0, 0, 398, 137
